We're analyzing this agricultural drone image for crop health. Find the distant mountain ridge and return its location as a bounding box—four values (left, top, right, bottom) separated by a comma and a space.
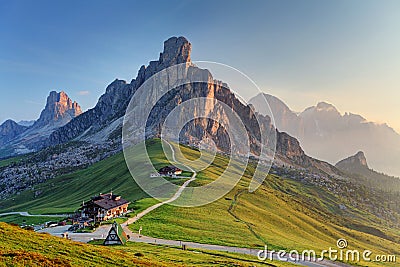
17, 120, 35, 127
249, 93, 400, 177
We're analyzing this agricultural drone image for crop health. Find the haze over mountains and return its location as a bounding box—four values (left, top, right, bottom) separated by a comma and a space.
249, 93, 400, 177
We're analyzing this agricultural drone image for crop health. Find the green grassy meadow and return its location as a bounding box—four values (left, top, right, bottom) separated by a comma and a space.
0, 139, 398, 266
0, 152, 146, 214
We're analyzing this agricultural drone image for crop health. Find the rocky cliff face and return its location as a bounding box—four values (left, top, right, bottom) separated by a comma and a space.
34, 91, 82, 128
0, 120, 28, 146
336, 151, 369, 172
275, 131, 309, 166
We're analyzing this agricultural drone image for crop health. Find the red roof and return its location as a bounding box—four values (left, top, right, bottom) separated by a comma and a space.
92, 193, 130, 210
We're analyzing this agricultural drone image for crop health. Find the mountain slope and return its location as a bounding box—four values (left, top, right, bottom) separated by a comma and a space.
0, 120, 28, 146
1, 139, 398, 267
250, 93, 400, 177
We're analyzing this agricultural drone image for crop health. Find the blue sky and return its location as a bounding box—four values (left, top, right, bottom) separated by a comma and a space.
1, 0, 400, 132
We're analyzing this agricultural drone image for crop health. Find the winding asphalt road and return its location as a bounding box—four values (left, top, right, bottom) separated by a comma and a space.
0, 211, 66, 217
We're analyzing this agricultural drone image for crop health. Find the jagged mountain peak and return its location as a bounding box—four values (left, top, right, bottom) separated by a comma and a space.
0, 91, 82, 153
336, 151, 369, 170
316, 101, 337, 111
34, 91, 82, 128
134, 36, 193, 85
353, 151, 368, 167
299, 101, 341, 120
159, 36, 192, 66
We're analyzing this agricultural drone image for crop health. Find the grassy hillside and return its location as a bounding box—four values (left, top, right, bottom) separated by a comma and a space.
0, 152, 146, 214
0, 222, 295, 267
0, 155, 26, 168
129, 177, 399, 266
0, 139, 216, 214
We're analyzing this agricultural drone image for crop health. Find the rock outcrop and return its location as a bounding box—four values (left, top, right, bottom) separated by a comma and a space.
336, 151, 369, 172
34, 91, 82, 128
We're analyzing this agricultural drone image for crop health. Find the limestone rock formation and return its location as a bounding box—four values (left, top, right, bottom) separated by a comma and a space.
336, 151, 369, 172
34, 91, 82, 128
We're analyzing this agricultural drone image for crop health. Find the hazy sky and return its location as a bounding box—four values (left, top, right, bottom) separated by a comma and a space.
1, 0, 399, 132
